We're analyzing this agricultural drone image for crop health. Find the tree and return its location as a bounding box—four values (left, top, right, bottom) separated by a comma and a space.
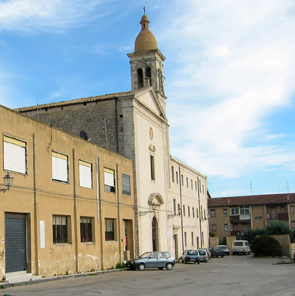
266, 221, 291, 235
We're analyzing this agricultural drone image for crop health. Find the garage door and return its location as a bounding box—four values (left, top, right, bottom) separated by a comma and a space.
5, 213, 27, 273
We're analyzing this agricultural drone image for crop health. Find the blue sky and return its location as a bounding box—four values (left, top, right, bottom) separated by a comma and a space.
1, 0, 295, 197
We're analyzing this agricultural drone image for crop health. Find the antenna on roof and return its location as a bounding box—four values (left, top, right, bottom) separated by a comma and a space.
250, 181, 252, 195
287, 181, 289, 193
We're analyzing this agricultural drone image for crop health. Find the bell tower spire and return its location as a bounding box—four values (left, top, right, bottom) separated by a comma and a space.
127, 13, 166, 111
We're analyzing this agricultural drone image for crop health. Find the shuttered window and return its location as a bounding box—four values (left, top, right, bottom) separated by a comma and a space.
105, 218, 116, 241
4, 136, 27, 174
80, 217, 93, 242
53, 216, 69, 244
104, 168, 115, 192
52, 151, 68, 183
79, 160, 92, 189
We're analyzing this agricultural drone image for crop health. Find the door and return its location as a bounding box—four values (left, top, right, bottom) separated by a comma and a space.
173, 234, 178, 259
145, 252, 159, 268
152, 217, 158, 251
5, 213, 27, 273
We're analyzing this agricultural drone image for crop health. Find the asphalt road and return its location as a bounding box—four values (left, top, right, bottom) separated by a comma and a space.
2, 255, 295, 296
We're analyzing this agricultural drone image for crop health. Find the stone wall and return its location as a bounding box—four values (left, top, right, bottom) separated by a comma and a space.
209, 237, 219, 248
21, 99, 124, 155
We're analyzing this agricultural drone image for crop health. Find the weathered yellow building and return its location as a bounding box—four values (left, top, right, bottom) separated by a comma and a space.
208, 193, 295, 240
0, 105, 135, 281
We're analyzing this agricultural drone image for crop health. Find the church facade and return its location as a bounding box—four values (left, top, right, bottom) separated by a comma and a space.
17, 14, 209, 258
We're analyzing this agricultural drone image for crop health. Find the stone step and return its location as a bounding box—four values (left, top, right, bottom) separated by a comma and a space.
5, 271, 41, 283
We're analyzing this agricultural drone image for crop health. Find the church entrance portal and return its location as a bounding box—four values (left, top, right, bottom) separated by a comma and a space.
152, 216, 158, 251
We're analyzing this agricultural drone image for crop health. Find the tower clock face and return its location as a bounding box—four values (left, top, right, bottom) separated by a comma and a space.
149, 127, 154, 140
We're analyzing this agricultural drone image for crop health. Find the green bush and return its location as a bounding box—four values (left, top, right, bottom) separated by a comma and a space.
290, 230, 295, 243
219, 237, 226, 245
251, 235, 282, 257
115, 262, 126, 269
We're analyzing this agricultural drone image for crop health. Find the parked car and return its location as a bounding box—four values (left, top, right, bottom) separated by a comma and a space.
199, 248, 211, 258
181, 249, 200, 264
232, 240, 251, 255
211, 246, 225, 258
198, 249, 209, 262
126, 251, 175, 271
217, 245, 230, 256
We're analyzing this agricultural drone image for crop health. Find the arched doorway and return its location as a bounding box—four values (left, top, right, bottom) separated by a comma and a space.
152, 216, 158, 251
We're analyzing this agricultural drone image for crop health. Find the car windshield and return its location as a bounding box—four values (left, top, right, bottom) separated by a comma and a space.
139, 252, 152, 259
187, 250, 198, 255
199, 250, 206, 255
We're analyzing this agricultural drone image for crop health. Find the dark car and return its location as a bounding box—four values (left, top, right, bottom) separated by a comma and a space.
211, 246, 224, 258
217, 245, 230, 256
181, 249, 200, 264
126, 251, 175, 271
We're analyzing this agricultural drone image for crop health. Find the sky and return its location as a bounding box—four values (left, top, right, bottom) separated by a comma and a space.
1, 0, 295, 198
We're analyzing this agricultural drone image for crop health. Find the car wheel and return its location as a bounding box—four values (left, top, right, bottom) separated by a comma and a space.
138, 263, 145, 271
158, 267, 163, 270
166, 263, 173, 270
205, 260, 208, 263
221, 256, 224, 258
197, 260, 200, 264
182, 259, 184, 263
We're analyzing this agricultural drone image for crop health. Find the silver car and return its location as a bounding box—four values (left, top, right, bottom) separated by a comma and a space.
126, 251, 175, 271
198, 249, 209, 262
199, 248, 211, 258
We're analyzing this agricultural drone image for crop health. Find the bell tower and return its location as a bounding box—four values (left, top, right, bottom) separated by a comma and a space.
127, 14, 166, 111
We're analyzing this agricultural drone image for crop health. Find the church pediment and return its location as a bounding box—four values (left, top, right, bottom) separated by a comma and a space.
134, 88, 167, 120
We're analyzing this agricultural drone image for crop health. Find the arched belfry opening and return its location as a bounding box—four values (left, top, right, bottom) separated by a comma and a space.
137, 68, 143, 88
152, 216, 158, 251
146, 67, 152, 86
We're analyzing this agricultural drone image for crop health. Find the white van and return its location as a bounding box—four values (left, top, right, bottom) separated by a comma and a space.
232, 240, 251, 255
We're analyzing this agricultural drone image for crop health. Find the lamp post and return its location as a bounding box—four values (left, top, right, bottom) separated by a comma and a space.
1, 172, 14, 193
139, 202, 157, 216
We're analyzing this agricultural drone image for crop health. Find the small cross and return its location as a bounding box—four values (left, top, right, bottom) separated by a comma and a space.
143, 7, 146, 14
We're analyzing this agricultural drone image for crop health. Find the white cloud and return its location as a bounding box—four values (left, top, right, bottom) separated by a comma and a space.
164, 0, 295, 179
0, 0, 109, 33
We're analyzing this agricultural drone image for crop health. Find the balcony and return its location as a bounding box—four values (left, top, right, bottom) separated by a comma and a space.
230, 214, 251, 224
230, 230, 241, 236
267, 213, 289, 221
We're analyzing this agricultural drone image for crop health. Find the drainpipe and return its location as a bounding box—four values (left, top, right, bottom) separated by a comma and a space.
287, 195, 291, 228
115, 98, 119, 153
116, 163, 122, 262
95, 146, 100, 220
33, 134, 39, 275
97, 156, 104, 270
198, 177, 202, 247
178, 165, 184, 253
73, 149, 79, 273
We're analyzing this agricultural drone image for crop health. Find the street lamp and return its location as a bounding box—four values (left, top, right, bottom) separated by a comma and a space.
168, 207, 182, 219
1, 172, 14, 193
139, 202, 157, 216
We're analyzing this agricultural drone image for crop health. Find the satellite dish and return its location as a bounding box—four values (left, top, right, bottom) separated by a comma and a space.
80, 130, 88, 141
